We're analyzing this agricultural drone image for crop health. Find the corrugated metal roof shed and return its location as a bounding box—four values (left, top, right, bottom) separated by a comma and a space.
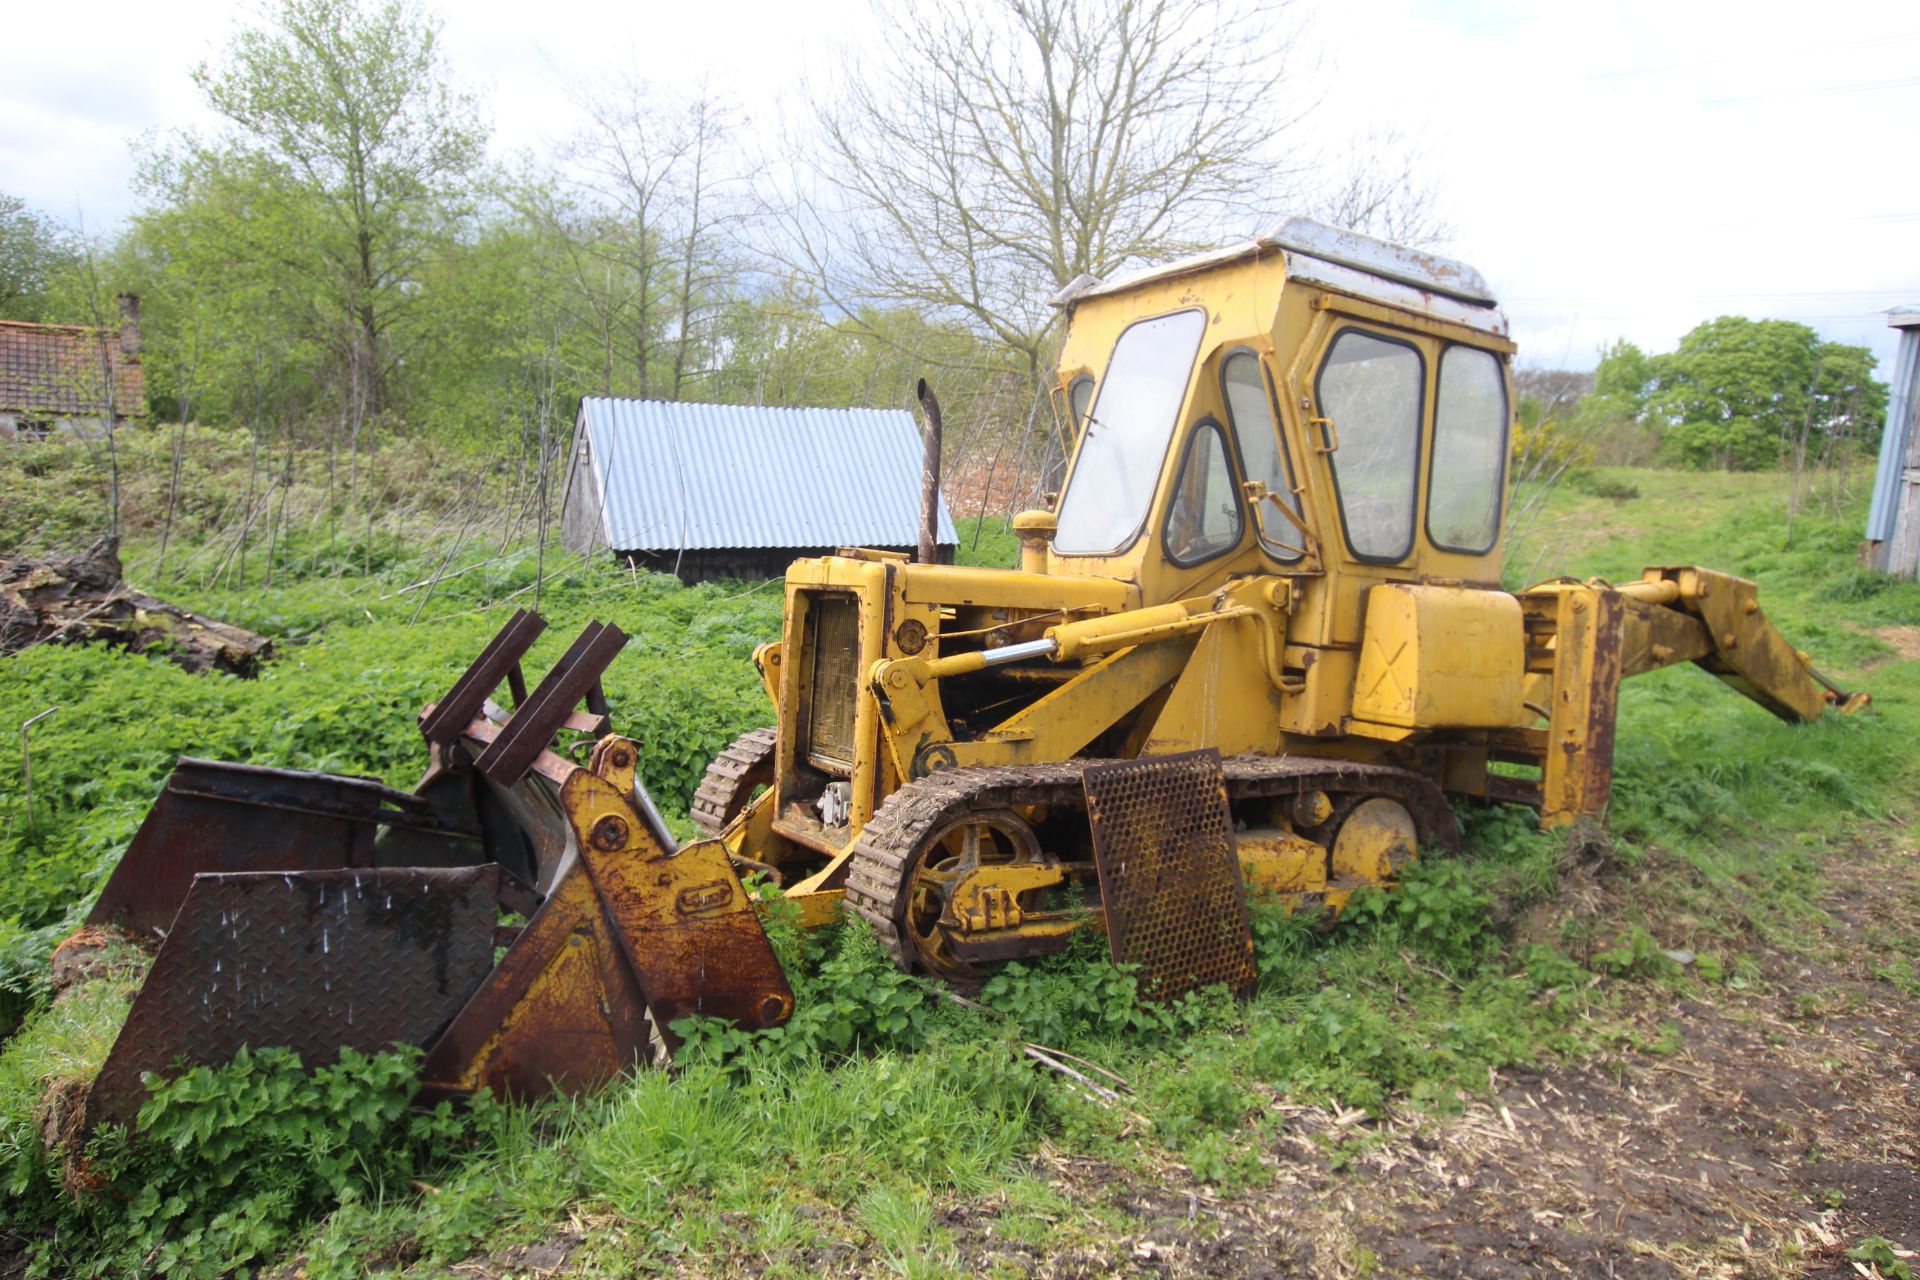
569, 398, 957, 552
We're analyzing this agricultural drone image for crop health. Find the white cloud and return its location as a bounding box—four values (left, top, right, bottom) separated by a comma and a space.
5, 0, 1915, 370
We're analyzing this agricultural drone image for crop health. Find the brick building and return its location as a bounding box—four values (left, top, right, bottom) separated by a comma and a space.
0, 294, 147, 439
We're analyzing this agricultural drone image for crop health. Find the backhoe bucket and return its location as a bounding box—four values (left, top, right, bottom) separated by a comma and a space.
79, 611, 792, 1131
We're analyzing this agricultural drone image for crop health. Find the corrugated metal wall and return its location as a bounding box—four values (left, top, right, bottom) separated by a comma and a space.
1866, 311, 1920, 577
564, 398, 958, 554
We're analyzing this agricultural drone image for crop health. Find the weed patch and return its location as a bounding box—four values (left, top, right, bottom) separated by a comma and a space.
2, 466, 1915, 1275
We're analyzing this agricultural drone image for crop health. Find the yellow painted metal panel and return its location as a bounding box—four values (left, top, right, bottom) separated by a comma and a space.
1143, 620, 1284, 755
1351, 584, 1524, 729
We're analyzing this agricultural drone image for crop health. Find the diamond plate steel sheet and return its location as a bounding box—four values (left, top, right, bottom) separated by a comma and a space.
87, 866, 499, 1129
1082, 750, 1257, 1003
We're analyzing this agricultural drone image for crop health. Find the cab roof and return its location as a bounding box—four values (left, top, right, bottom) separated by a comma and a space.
1050, 218, 1508, 338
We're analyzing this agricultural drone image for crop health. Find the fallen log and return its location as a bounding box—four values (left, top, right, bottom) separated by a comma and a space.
0, 539, 272, 676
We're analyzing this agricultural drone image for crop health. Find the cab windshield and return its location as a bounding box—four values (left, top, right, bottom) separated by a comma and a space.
1053, 309, 1206, 556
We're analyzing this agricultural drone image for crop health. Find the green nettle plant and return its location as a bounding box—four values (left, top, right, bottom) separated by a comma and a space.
46, 1046, 472, 1278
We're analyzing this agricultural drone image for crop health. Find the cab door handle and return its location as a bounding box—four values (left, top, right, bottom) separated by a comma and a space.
1308, 416, 1339, 454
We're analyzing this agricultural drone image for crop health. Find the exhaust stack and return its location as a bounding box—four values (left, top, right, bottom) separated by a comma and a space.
915, 378, 943, 564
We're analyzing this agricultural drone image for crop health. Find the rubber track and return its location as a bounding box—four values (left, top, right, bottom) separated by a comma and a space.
844, 755, 1459, 973
690, 726, 779, 836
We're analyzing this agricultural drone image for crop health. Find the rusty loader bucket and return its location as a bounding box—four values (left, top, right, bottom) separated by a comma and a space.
80, 611, 793, 1130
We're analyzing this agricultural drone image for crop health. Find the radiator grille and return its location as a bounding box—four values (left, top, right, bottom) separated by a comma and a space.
806, 595, 860, 770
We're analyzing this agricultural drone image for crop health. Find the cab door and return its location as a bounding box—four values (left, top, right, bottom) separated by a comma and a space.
1283, 311, 1438, 652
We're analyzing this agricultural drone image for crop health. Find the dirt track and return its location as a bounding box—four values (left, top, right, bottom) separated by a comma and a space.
958, 826, 1920, 1280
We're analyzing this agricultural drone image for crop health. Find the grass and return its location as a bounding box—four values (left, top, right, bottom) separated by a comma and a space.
1, 462, 1917, 1275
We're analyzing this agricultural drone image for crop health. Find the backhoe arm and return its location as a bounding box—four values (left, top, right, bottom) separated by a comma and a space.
1515, 568, 1864, 829
1614, 567, 1866, 721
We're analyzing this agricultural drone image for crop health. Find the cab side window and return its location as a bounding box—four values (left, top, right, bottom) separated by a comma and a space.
1428, 346, 1508, 554
1068, 375, 1094, 433
1221, 352, 1302, 561
1316, 330, 1424, 562
1163, 421, 1242, 565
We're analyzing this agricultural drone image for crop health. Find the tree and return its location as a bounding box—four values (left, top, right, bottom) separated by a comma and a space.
792, 0, 1312, 382
1808, 341, 1888, 446
558, 76, 746, 401
1647, 317, 1820, 442
1512, 367, 1594, 428
1305, 129, 1452, 249
0, 194, 77, 322
1591, 339, 1653, 413
1647, 317, 1889, 470
171, 0, 486, 421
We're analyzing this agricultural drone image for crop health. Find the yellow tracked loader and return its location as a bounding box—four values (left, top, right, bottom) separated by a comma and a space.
73, 219, 1865, 1122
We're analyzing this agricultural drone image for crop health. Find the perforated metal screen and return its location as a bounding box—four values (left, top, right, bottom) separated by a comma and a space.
87, 867, 499, 1128
1082, 750, 1257, 1002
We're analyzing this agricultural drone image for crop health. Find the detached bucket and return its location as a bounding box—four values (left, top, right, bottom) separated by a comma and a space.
85, 866, 500, 1129
88, 759, 476, 939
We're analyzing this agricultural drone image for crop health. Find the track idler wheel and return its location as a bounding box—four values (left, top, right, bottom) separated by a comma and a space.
1328, 796, 1420, 888
899, 809, 1057, 984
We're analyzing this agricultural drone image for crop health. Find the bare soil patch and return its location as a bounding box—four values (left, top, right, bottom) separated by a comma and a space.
955, 826, 1920, 1279
1871, 627, 1920, 664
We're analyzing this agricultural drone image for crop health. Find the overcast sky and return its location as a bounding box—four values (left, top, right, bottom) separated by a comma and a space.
4, 0, 1915, 373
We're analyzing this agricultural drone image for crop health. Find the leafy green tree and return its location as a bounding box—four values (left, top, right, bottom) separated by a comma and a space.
1808, 341, 1888, 443
1644, 317, 1888, 470
0, 195, 78, 322
1591, 339, 1653, 413
154, 0, 486, 423
1647, 317, 1819, 442
1660, 416, 1778, 471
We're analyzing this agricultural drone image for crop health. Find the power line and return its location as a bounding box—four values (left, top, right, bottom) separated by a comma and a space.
1698, 210, 1920, 229
1704, 74, 1920, 107
1506, 288, 1920, 304
1584, 29, 1920, 82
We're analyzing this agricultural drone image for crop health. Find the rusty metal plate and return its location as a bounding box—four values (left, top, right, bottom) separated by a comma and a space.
1082, 750, 1257, 1003
560, 771, 795, 1040
87, 866, 499, 1130
420, 867, 655, 1101
88, 758, 430, 937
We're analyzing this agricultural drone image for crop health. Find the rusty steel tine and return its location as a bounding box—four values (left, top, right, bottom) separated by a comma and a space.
476, 623, 628, 787
472, 622, 603, 776
421, 609, 547, 745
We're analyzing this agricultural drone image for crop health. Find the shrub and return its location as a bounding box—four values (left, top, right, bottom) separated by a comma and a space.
1344, 859, 1496, 970
1660, 417, 1779, 471
22, 1046, 472, 1278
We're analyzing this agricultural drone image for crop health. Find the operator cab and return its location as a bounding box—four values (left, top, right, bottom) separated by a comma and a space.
1040, 218, 1515, 623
